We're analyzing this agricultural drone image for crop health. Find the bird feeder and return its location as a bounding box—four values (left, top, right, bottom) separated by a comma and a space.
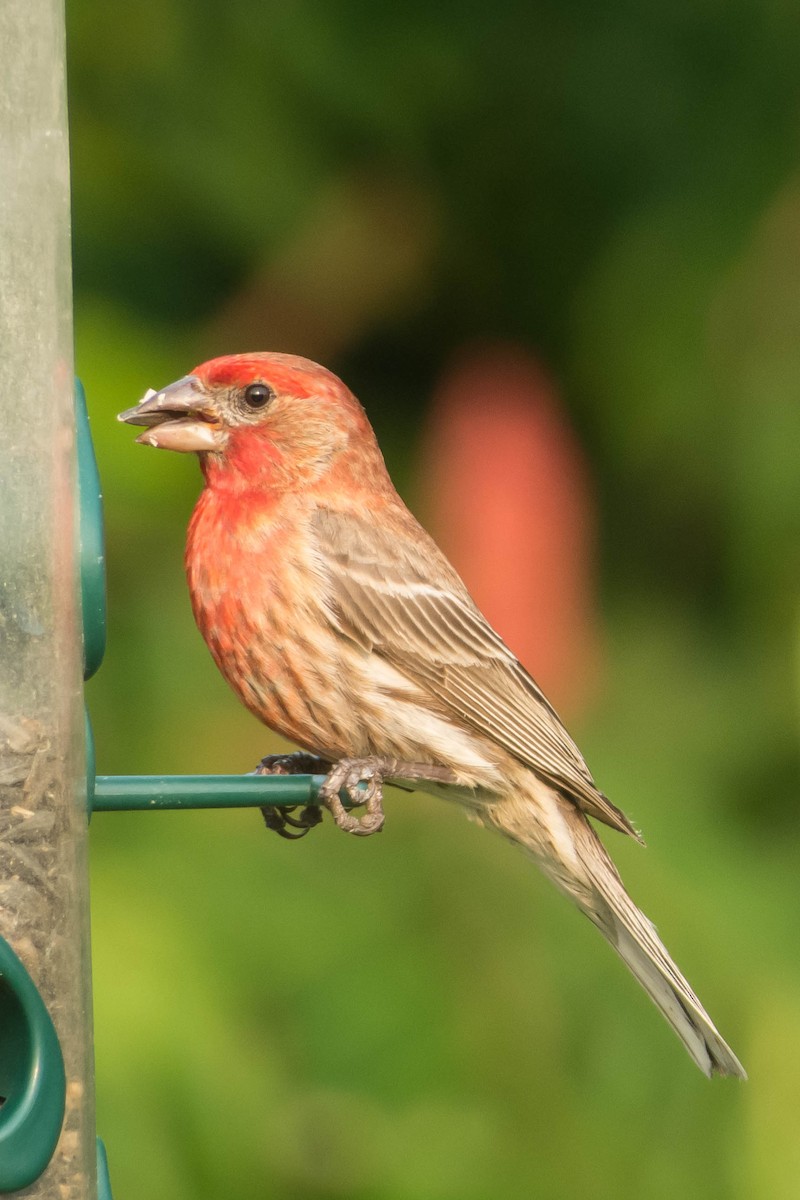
0, 1, 95, 1193
0, 12, 344, 1195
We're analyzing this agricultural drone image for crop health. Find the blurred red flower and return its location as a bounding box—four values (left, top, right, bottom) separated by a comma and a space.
417, 343, 601, 716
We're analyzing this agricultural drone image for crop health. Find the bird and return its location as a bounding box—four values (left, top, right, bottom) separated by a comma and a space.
119, 350, 745, 1079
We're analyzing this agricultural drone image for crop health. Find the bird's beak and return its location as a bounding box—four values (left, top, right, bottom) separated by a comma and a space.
117, 375, 224, 453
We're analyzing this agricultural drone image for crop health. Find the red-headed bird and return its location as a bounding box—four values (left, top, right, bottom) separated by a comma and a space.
119, 351, 745, 1079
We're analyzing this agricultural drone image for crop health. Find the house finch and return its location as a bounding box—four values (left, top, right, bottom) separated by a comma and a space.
119, 352, 745, 1079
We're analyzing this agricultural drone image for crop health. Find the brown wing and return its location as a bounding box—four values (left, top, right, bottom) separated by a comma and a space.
313, 506, 639, 839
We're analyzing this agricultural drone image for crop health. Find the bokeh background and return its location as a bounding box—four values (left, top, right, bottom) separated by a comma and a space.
68, 3, 799, 1197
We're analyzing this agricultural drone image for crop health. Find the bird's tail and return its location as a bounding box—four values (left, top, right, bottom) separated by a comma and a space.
483, 786, 746, 1079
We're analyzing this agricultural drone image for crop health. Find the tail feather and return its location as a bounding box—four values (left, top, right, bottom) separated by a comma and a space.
485, 786, 746, 1078
611, 920, 744, 1077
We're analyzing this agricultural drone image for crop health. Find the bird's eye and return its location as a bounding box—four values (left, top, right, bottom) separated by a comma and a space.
243, 383, 273, 410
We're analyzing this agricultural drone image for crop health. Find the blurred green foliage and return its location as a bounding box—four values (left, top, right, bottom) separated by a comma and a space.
66, 1, 799, 1197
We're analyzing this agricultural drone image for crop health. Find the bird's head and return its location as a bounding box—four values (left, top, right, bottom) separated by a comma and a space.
118, 352, 375, 489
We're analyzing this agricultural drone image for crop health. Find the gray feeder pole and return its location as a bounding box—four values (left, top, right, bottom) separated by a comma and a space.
0, 1, 97, 1196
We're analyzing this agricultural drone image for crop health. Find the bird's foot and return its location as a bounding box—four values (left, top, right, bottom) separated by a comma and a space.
261, 805, 323, 840
319, 756, 462, 836
254, 753, 458, 839
254, 751, 330, 840
254, 751, 330, 777
317, 757, 396, 836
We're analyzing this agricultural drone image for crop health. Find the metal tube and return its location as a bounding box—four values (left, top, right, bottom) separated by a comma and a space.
0, 1, 95, 1195
92, 774, 327, 812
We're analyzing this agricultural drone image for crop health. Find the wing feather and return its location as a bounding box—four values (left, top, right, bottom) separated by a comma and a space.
313, 506, 639, 839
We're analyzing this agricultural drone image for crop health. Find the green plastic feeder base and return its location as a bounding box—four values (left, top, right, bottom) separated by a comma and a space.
0, 936, 66, 1192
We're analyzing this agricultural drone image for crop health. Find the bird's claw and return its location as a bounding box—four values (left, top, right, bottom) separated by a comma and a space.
254, 751, 330, 839
261, 804, 323, 840
318, 757, 390, 836
253, 752, 453, 839
253, 751, 330, 777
